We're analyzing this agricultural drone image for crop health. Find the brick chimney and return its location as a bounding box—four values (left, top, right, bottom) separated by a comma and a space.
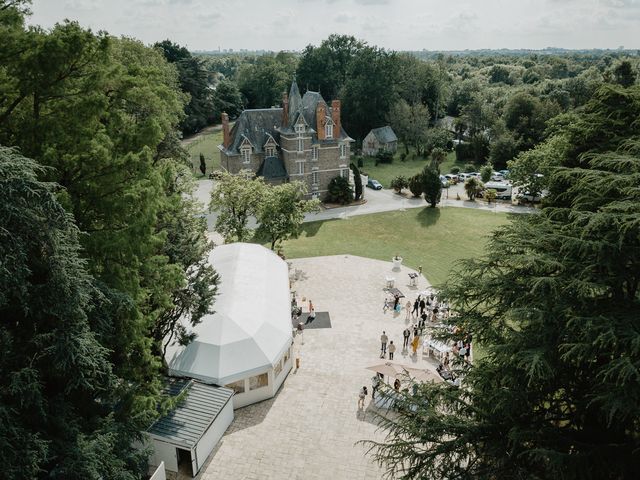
316, 101, 327, 140
331, 100, 341, 137
222, 112, 230, 148
282, 92, 289, 128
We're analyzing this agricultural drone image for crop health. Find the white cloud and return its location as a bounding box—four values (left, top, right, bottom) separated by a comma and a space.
28, 0, 640, 51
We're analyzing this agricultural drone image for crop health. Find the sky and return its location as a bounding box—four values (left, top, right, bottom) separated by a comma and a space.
28, 0, 640, 52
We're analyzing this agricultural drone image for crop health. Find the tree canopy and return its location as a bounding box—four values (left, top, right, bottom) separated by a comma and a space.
367, 84, 640, 480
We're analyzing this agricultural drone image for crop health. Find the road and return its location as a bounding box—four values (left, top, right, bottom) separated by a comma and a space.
193, 179, 536, 236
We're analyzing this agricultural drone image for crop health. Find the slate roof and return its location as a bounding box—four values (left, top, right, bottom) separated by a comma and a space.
370, 126, 398, 144
147, 379, 233, 449
226, 109, 283, 154
257, 156, 288, 180
224, 80, 353, 151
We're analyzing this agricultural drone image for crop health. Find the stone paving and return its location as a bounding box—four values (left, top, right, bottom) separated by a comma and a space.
197, 255, 441, 480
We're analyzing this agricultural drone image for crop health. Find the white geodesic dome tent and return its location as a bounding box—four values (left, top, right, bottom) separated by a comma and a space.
165, 243, 293, 408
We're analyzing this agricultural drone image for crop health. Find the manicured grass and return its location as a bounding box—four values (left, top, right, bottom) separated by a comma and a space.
361, 149, 464, 188
277, 207, 509, 287
185, 129, 223, 177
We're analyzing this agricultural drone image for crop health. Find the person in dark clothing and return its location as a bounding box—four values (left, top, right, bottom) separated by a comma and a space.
402, 328, 411, 348
411, 298, 419, 317
393, 293, 400, 310
419, 298, 426, 315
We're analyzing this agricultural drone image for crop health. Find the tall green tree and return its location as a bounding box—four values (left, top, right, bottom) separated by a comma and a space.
366, 84, 640, 480
155, 39, 214, 134
235, 52, 297, 108
387, 99, 430, 155
0, 147, 142, 479
255, 182, 320, 250
421, 165, 442, 208
342, 46, 398, 142
210, 170, 265, 242
296, 34, 364, 99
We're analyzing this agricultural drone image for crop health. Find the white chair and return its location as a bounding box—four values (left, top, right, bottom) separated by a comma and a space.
385, 276, 395, 288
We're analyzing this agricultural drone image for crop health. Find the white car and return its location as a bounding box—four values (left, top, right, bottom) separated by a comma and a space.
444, 174, 459, 184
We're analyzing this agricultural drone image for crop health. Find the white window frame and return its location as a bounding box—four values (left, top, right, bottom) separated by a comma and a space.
340, 143, 347, 158
297, 138, 304, 152
241, 146, 251, 164
312, 171, 319, 185
325, 123, 333, 139
297, 161, 304, 175
312, 145, 319, 161
341, 168, 349, 179
265, 146, 275, 157
295, 123, 304, 133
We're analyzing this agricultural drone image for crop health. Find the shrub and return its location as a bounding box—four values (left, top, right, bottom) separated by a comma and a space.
350, 163, 363, 201
326, 175, 353, 205
450, 166, 460, 175
400, 152, 407, 162
421, 166, 442, 208
485, 188, 497, 204
464, 177, 484, 200
376, 150, 394, 164
409, 174, 423, 197
480, 163, 494, 183
463, 163, 476, 173
390, 175, 409, 194
199, 152, 206, 176
356, 156, 364, 168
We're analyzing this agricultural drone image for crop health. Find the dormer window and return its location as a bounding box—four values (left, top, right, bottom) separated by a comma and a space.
325, 123, 333, 139
265, 146, 276, 157
241, 146, 252, 164
295, 123, 304, 133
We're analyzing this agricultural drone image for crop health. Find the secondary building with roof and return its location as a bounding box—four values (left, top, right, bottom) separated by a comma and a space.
145, 378, 234, 477
362, 126, 398, 156
164, 242, 293, 409
218, 79, 354, 199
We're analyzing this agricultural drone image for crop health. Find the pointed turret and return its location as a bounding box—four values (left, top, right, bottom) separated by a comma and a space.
288, 78, 302, 126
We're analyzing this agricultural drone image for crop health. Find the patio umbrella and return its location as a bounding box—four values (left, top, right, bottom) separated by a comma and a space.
404, 366, 443, 383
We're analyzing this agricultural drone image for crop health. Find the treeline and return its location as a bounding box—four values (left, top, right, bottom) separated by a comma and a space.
195, 35, 638, 172
0, 2, 217, 478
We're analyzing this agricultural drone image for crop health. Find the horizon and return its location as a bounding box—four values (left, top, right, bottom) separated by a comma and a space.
29, 0, 640, 52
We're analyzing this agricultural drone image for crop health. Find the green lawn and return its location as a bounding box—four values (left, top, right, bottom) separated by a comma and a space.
185, 129, 224, 177
361, 148, 465, 188
277, 207, 509, 287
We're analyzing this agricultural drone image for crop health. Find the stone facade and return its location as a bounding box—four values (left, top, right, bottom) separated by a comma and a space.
218, 81, 354, 199
362, 126, 398, 156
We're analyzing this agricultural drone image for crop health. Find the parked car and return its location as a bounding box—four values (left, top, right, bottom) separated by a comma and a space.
517, 189, 548, 203
490, 171, 504, 181
367, 179, 383, 190
444, 174, 459, 184
458, 173, 471, 181
439, 175, 450, 188
499, 169, 510, 178
479, 181, 512, 200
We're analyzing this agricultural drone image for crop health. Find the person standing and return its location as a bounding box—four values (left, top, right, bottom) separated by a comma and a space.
380, 331, 388, 356
371, 374, 381, 400
419, 297, 426, 315
358, 386, 366, 409
305, 306, 316, 324
405, 300, 411, 320
411, 334, 420, 355
403, 328, 411, 348
411, 298, 419, 317
388, 341, 396, 360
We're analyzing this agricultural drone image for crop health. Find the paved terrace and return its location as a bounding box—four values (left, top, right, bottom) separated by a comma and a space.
197, 255, 441, 480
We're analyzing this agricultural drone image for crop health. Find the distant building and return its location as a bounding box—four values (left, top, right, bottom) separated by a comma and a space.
362, 126, 398, 156
218, 79, 354, 199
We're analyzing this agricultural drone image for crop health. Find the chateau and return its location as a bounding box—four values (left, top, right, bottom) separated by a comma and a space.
218, 80, 354, 199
